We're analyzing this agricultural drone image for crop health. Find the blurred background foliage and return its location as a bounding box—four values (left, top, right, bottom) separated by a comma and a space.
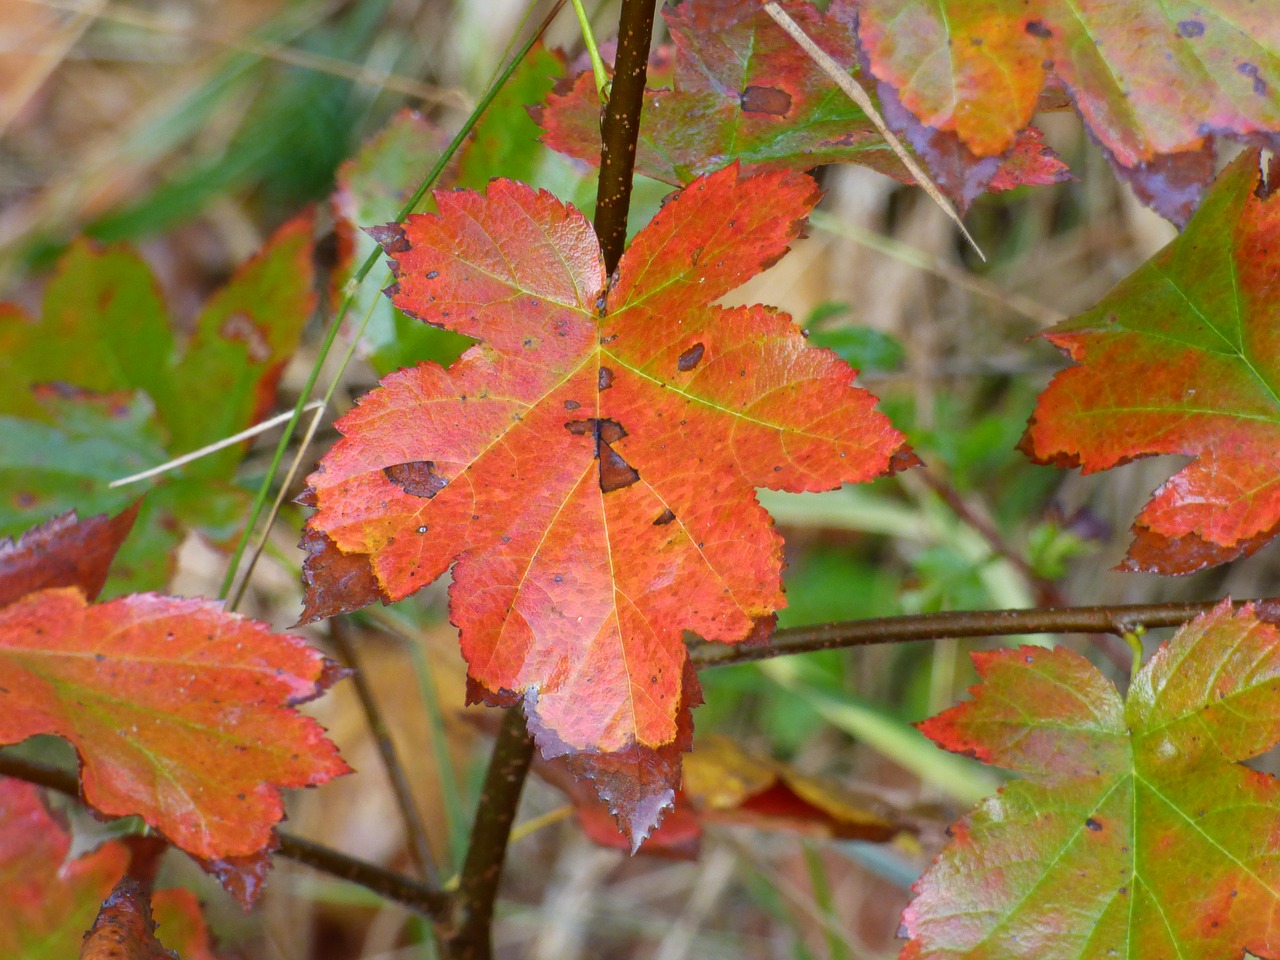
1, 0, 1268, 957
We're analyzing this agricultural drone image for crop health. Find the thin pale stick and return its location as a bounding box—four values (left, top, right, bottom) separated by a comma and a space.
109, 402, 325, 488
762, 2, 985, 261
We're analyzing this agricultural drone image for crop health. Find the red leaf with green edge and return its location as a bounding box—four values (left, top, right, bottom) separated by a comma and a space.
536, 0, 1069, 210
0, 587, 349, 860
0, 778, 129, 958
0, 505, 138, 607
855, 0, 1280, 224
903, 601, 1280, 959
1021, 150, 1280, 575
0, 216, 316, 592
302, 164, 907, 842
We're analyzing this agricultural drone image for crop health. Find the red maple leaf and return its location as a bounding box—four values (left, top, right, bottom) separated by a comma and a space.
903, 601, 1280, 959
0, 510, 350, 866
1022, 150, 1280, 575
855, 0, 1280, 223
301, 164, 908, 840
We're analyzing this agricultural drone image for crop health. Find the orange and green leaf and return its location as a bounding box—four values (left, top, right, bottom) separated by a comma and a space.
903, 601, 1280, 959
1022, 150, 1280, 574
855, 0, 1280, 223
537, 0, 1069, 210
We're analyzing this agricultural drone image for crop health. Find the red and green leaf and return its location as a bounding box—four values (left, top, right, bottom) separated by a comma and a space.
903, 601, 1280, 959
302, 164, 907, 841
855, 0, 1280, 223
537, 0, 1069, 210
1022, 150, 1280, 575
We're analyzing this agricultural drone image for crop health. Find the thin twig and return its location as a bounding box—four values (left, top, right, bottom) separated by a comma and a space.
593, 0, 658, 273
689, 597, 1280, 668
761, 2, 985, 261
329, 619, 439, 886
109, 402, 324, 488
444, 706, 537, 960
0, 753, 451, 920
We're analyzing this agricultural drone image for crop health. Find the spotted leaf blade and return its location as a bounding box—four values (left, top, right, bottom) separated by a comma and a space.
1022, 150, 1280, 574
903, 601, 1280, 959
855, 0, 1280, 223
302, 165, 907, 842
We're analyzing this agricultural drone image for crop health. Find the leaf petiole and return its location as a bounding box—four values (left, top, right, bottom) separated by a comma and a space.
570, 0, 609, 102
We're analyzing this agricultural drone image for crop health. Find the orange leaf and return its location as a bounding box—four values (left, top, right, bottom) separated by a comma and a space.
302, 165, 907, 842
0, 587, 350, 859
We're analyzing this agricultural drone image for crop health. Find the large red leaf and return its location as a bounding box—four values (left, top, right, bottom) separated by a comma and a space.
855, 0, 1280, 223
1022, 150, 1280, 575
0, 587, 350, 859
903, 601, 1280, 958
538, 0, 1068, 210
302, 165, 907, 840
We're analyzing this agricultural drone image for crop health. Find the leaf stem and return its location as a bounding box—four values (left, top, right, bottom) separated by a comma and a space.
593, 0, 658, 273
442, 705, 537, 960
570, 0, 609, 101
689, 597, 1280, 668
0, 752, 451, 920
329, 618, 440, 887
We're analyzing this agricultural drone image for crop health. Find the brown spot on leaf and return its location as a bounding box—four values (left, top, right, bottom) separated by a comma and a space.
677, 342, 706, 372
653, 508, 676, 526
1086, 817, 1103, 831
564, 420, 592, 435
740, 84, 792, 116
1025, 19, 1052, 38
383, 461, 448, 498
1177, 19, 1205, 38
599, 447, 640, 492
598, 366, 614, 390
564, 399, 581, 410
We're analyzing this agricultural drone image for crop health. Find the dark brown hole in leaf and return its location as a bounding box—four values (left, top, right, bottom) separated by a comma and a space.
653, 508, 676, 526
677, 342, 706, 372
1025, 19, 1052, 38
598, 366, 614, 390
564, 419, 591, 435
740, 84, 792, 116
564, 399, 581, 410
596, 418, 627, 445
383, 461, 448, 498
599, 447, 640, 493
1085, 817, 1103, 831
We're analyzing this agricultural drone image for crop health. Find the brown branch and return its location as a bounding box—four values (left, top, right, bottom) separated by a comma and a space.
689, 597, 1280, 668
593, 0, 658, 273
329, 618, 439, 886
442, 705, 536, 960
0, 752, 451, 920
